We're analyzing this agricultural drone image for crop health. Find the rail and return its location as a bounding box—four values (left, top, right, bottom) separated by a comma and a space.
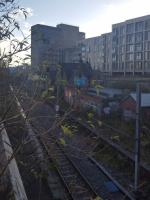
71, 115, 150, 173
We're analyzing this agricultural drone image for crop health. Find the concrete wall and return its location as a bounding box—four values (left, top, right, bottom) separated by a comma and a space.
0, 123, 28, 200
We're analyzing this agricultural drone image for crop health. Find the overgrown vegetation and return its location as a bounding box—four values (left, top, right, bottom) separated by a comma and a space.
0, 0, 30, 66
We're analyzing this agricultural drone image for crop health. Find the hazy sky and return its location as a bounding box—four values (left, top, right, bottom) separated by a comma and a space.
18, 0, 150, 37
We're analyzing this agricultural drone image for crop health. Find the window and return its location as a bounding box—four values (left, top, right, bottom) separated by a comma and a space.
121, 54, 125, 61
126, 62, 134, 71
145, 52, 150, 60
120, 26, 125, 35
112, 36, 118, 45
82, 57, 85, 61
135, 52, 142, 60
127, 23, 134, 33
145, 31, 150, 40
94, 46, 98, 52
113, 27, 119, 36
102, 38, 105, 45
120, 36, 125, 44
135, 61, 142, 70
112, 48, 115, 53
127, 34, 134, 43
112, 62, 117, 70
112, 47, 118, 53
119, 54, 125, 62
145, 61, 150, 70
86, 47, 90, 52
127, 44, 134, 52
127, 53, 134, 61
135, 32, 143, 42
112, 55, 116, 61
82, 47, 85, 51
120, 62, 124, 70
145, 20, 150, 30
120, 46, 125, 53
135, 22, 144, 32
145, 41, 150, 50
135, 43, 142, 51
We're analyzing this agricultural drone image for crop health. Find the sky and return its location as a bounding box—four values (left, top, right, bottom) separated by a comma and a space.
20, 0, 150, 38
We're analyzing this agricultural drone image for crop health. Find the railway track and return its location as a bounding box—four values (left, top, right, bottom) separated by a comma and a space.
10, 85, 99, 200
11, 85, 136, 199
65, 146, 134, 200
67, 114, 150, 173
10, 83, 150, 200
33, 126, 133, 200
41, 139, 98, 200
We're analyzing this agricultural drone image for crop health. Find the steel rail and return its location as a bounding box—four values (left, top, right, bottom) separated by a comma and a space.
70, 115, 150, 173
89, 156, 135, 200
11, 86, 99, 200
41, 138, 98, 200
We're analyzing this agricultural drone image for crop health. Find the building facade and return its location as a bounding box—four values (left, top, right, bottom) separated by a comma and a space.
31, 24, 85, 71
100, 33, 112, 74
31, 15, 150, 76
79, 33, 112, 74
112, 15, 150, 75
62, 46, 82, 63
79, 36, 102, 70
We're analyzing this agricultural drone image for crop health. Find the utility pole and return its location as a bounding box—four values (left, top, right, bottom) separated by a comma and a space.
56, 82, 60, 117
55, 65, 61, 118
134, 82, 141, 198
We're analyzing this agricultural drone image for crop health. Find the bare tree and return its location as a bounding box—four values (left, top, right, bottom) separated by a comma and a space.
0, 0, 30, 66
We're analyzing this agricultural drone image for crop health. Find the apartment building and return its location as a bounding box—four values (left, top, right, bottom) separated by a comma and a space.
62, 45, 82, 63
79, 36, 101, 70
31, 15, 150, 76
79, 33, 112, 74
101, 33, 112, 74
112, 15, 150, 75
31, 24, 85, 71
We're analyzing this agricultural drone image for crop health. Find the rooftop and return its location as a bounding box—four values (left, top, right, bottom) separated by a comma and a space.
130, 93, 150, 107
112, 14, 150, 27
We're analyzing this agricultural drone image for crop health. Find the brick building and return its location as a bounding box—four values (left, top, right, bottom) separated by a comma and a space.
120, 93, 150, 119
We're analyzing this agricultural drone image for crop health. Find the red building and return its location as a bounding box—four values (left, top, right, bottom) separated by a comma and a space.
120, 93, 150, 120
